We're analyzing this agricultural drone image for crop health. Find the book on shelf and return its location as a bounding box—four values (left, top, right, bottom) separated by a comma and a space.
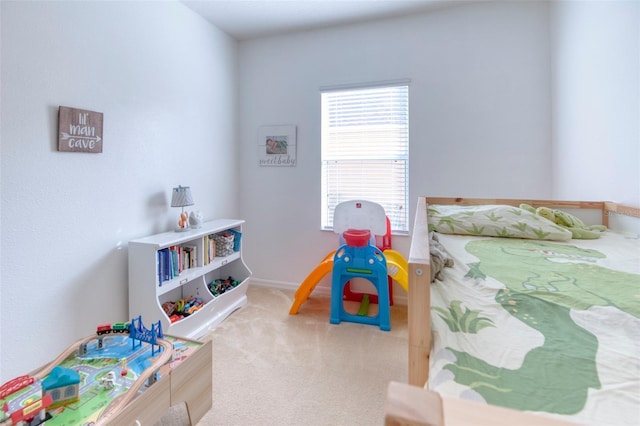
183, 244, 197, 269
157, 250, 162, 286
158, 245, 187, 286
203, 235, 209, 266
158, 247, 172, 285
170, 245, 180, 277
204, 234, 216, 265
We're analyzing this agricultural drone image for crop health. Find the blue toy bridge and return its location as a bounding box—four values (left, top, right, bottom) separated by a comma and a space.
130, 316, 164, 356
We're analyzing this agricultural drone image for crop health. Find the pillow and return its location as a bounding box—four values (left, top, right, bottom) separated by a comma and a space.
427, 204, 572, 241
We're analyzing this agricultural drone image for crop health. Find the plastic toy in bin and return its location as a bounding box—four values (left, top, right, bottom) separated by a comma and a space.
208, 276, 240, 296
162, 297, 204, 321
169, 314, 183, 323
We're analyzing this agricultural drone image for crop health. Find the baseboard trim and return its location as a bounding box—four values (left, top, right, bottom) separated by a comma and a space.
249, 278, 332, 297
249, 278, 407, 305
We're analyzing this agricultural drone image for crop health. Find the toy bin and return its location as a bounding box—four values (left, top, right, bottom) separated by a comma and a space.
213, 232, 235, 257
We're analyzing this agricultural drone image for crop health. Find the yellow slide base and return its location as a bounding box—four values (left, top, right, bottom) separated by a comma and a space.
289, 251, 335, 314
383, 249, 409, 292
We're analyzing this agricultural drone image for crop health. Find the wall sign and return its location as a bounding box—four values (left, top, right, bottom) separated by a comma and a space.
58, 106, 103, 153
257, 125, 297, 167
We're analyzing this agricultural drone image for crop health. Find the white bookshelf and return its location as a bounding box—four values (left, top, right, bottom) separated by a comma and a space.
128, 219, 251, 338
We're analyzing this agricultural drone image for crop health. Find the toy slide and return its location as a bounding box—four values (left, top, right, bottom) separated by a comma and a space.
383, 249, 409, 292
290, 249, 410, 315
289, 251, 336, 314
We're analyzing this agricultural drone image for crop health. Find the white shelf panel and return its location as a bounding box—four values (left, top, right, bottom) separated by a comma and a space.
130, 219, 244, 248
157, 252, 241, 296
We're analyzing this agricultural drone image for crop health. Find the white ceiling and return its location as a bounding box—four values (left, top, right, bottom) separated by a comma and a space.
182, 0, 472, 40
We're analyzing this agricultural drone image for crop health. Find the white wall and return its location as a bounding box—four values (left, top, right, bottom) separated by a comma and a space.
0, 1, 238, 381
551, 0, 640, 206
0, 1, 3, 383
238, 1, 552, 291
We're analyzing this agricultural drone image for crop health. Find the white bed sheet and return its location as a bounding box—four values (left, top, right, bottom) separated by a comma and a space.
427, 231, 640, 426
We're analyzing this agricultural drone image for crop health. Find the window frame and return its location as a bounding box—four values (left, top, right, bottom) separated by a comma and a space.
320, 80, 410, 235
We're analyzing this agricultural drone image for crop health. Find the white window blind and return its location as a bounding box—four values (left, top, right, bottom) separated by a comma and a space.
321, 84, 409, 233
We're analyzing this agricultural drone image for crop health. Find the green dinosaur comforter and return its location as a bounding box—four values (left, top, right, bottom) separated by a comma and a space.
428, 231, 640, 426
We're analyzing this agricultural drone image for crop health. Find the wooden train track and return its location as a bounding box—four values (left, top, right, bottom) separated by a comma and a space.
97, 338, 174, 424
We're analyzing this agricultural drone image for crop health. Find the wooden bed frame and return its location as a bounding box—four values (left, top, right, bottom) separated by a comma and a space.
388, 196, 640, 426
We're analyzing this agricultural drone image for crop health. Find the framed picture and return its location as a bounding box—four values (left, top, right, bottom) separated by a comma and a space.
58, 106, 104, 153
257, 125, 297, 167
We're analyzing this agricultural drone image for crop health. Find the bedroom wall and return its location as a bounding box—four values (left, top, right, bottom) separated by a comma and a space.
238, 1, 552, 290
550, 0, 640, 206
0, 1, 238, 381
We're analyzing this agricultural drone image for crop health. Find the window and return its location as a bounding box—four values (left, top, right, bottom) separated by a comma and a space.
321, 83, 409, 233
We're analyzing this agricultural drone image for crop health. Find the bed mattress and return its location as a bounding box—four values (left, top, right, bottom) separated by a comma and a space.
428, 231, 640, 425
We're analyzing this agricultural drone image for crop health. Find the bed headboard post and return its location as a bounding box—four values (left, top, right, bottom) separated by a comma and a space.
408, 197, 432, 386
604, 201, 640, 228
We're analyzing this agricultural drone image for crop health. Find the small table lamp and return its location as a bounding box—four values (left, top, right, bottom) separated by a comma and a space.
171, 185, 194, 232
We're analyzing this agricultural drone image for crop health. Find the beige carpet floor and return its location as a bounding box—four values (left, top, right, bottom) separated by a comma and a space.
195, 285, 408, 426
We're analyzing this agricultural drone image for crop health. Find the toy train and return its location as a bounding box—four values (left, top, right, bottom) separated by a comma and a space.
96, 322, 131, 335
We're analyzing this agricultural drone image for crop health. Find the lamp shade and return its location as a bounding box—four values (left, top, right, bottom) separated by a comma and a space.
171, 186, 194, 208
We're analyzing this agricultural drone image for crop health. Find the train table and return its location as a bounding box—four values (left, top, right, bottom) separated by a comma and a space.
0, 321, 212, 425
